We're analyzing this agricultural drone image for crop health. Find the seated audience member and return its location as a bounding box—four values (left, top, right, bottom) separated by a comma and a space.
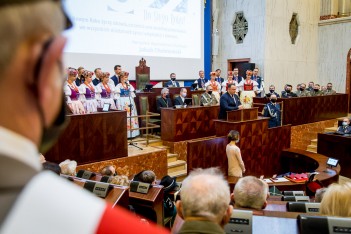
315, 187, 327, 203
156, 88, 173, 113
321, 182, 351, 217
64, 68, 85, 114
42, 162, 61, 175
193, 70, 207, 90
218, 84, 243, 119
110, 175, 130, 186
174, 88, 188, 106
159, 175, 177, 221
176, 168, 233, 234
310, 84, 324, 96
101, 165, 117, 176
296, 83, 310, 97
336, 118, 351, 134
296, 83, 301, 93
324, 82, 337, 95
267, 85, 280, 98
307, 81, 314, 92
165, 73, 180, 87
59, 159, 77, 176
231, 176, 269, 210
201, 85, 219, 106
281, 84, 297, 98
134, 170, 157, 185
263, 94, 281, 128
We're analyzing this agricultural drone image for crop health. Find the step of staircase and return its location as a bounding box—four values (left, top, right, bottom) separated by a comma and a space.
167, 153, 178, 163
168, 160, 187, 174
306, 145, 317, 153
153, 145, 170, 154
310, 139, 318, 146
169, 169, 187, 182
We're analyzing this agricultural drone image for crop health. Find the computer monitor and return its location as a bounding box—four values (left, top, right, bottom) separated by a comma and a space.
327, 157, 339, 168
144, 84, 153, 92
191, 83, 198, 90
184, 98, 192, 106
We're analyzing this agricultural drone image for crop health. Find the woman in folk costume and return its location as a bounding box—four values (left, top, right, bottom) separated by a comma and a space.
205, 71, 221, 102
116, 71, 140, 138
64, 68, 85, 114
237, 70, 258, 108
221, 71, 239, 94
97, 72, 117, 109
79, 70, 99, 113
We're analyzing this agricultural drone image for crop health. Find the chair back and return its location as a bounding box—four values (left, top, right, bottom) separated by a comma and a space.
139, 96, 150, 116
135, 58, 150, 90
192, 94, 200, 106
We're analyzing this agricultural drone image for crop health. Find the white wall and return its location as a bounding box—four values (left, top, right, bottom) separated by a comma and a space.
214, 0, 320, 93
318, 17, 351, 93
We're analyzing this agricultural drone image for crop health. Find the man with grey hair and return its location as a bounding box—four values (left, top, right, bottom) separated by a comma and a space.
176, 168, 233, 233
0, 1, 167, 233
231, 176, 269, 210
156, 87, 172, 113
201, 85, 219, 106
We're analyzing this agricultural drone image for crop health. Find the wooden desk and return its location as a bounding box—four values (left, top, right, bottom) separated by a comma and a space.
317, 133, 351, 177
161, 105, 219, 142
253, 94, 348, 126
71, 179, 129, 209
129, 185, 165, 226
227, 108, 259, 122
45, 111, 128, 164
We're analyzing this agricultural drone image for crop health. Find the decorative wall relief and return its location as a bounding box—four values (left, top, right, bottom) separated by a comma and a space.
289, 13, 299, 44
232, 11, 248, 44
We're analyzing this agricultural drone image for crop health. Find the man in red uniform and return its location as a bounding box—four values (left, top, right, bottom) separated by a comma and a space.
0, 1, 168, 233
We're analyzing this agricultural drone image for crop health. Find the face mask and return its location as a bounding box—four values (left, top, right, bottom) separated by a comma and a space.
165, 94, 170, 98
171, 78, 176, 81
327, 87, 332, 90
314, 89, 319, 92
342, 122, 348, 126
271, 99, 277, 103
285, 89, 291, 93
300, 88, 305, 91
181, 92, 187, 98
39, 95, 70, 153
208, 91, 213, 95
269, 90, 274, 93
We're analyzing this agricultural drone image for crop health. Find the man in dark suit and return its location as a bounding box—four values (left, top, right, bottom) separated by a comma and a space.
156, 88, 173, 113
215, 69, 224, 85
233, 68, 243, 84
75, 66, 85, 86
165, 73, 180, 87
92, 67, 102, 86
194, 70, 208, 89
174, 88, 187, 106
252, 68, 263, 97
110, 65, 121, 86
336, 118, 351, 135
219, 84, 243, 119
281, 84, 297, 98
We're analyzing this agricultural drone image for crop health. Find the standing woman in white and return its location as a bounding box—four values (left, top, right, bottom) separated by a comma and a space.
79, 70, 99, 113
226, 130, 246, 177
116, 71, 140, 138
64, 68, 85, 114
97, 72, 117, 109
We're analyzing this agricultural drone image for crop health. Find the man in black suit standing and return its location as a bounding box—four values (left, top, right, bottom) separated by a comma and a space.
110, 65, 121, 86
92, 67, 102, 86
174, 88, 187, 106
219, 84, 243, 119
215, 69, 224, 86
165, 73, 180, 87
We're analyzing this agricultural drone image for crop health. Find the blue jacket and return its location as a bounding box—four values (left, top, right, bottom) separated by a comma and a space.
251, 75, 262, 89
165, 80, 180, 87
336, 125, 351, 134
263, 102, 281, 128
196, 78, 208, 89
110, 75, 119, 86
218, 92, 242, 119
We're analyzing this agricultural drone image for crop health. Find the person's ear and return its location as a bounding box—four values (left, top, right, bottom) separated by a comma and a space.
221, 205, 233, 227
262, 201, 268, 210
37, 36, 67, 126
230, 193, 235, 203
176, 200, 184, 219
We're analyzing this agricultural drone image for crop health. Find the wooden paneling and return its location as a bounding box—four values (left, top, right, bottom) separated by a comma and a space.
253, 94, 348, 126
45, 111, 128, 164
161, 105, 219, 142
317, 133, 351, 178
186, 119, 291, 177
227, 108, 258, 122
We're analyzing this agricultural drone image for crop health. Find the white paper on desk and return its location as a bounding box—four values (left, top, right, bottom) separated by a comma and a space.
263, 179, 273, 183
270, 177, 289, 183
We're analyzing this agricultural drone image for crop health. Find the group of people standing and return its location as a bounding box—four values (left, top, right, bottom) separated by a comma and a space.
64, 66, 140, 138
